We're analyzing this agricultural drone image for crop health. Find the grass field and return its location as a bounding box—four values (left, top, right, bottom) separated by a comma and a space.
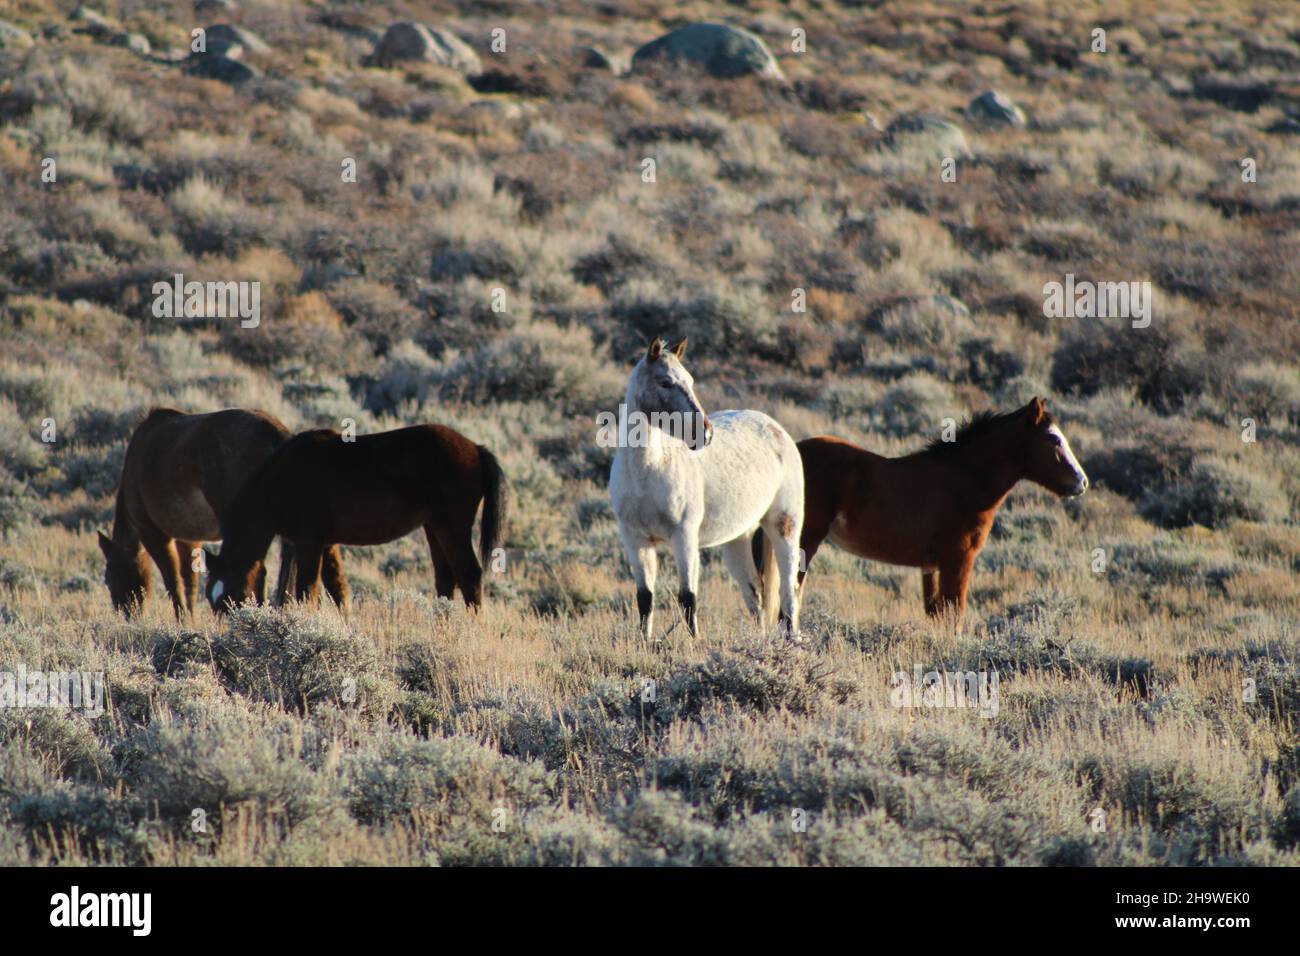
0, 0, 1298, 865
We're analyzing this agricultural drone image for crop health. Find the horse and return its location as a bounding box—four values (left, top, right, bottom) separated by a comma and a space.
609, 337, 805, 640
769, 397, 1087, 619
204, 423, 506, 612
97, 408, 346, 618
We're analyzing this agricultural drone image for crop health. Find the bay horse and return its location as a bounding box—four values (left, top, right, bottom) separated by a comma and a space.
773, 398, 1087, 619
204, 424, 506, 612
609, 337, 804, 640
98, 408, 345, 618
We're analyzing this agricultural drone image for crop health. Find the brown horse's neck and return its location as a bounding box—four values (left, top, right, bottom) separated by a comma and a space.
221, 473, 279, 574
949, 428, 1027, 515
110, 488, 143, 554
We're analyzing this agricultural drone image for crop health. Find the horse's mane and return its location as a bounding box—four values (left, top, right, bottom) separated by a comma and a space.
919, 408, 1024, 457
140, 406, 184, 424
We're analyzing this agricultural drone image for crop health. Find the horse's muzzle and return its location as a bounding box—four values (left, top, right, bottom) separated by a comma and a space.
692, 417, 714, 451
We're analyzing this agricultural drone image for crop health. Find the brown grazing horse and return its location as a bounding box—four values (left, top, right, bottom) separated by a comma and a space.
779, 398, 1088, 619
204, 424, 506, 612
99, 408, 346, 618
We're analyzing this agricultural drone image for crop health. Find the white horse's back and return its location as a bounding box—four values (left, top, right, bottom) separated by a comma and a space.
695, 409, 801, 547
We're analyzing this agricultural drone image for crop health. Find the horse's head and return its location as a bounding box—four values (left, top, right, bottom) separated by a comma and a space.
1018, 398, 1088, 498
203, 546, 264, 614
97, 530, 149, 618
629, 337, 714, 450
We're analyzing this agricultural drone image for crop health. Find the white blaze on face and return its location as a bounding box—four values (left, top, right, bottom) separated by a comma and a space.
1047, 424, 1088, 493
211, 579, 225, 603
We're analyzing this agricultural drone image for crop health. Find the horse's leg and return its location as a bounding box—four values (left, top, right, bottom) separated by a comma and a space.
937, 554, 976, 620
423, 525, 458, 602
138, 525, 185, 619
669, 527, 701, 638
721, 537, 762, 619
293, 540, 325, 604
434, 523, 483, 609
922, 570, 941, 617
321, 545, 350, 610
761, 512, 803, 638
177, 540, 199, 615
619, 527, 658, 639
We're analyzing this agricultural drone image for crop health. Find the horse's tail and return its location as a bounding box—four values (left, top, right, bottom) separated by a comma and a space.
752, 528, 780, 631
274, 538, 295, 605
477, 445, 507, 568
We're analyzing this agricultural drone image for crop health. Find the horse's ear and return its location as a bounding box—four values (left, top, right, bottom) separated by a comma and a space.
96, 530, 113, 557
672, 338, 688, 359
647, 338, 664, 362
1025, 397, 1047, 424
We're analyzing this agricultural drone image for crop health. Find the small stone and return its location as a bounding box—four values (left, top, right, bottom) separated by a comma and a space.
967, 90, 1027, 128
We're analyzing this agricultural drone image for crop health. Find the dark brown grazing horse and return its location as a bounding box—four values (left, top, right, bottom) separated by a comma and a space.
204, 424, 506, 612
761, 398, 1088, 619
99, 408, 346, 618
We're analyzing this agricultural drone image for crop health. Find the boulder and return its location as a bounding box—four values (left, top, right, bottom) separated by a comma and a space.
205, 23, 269, 54
70, 5, 114, 38
187, 53, 259, 84
967, 90, 1027, 128
371, 22, 481, 74
577, 45, 615, 72
631, 23, 782, 79
108, 31, 151, 55
0, 19, 34, 50
885, 114, 972, 158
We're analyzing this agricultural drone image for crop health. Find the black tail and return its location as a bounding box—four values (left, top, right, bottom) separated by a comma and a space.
477, 445, 507, 568
274, 538, 295, 605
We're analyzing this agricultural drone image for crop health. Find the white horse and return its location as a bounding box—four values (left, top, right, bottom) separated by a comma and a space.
608, 337, 804, 639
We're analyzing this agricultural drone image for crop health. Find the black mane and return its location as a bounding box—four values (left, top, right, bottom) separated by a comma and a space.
919, 408, 1023, 457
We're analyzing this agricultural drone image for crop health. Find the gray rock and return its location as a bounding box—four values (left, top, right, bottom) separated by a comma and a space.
885, 113, 972, 158
108, 31, 151, 55
577, 45, 614, 71
205, 23, 268, 54
967, 90, 1027, 128
70, 5, 114, 37
0, 19, 34, 50
371, 22, 481, 74
187, 53, 259, 84
631, 22, 782, 79
204, 38, 244, 59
